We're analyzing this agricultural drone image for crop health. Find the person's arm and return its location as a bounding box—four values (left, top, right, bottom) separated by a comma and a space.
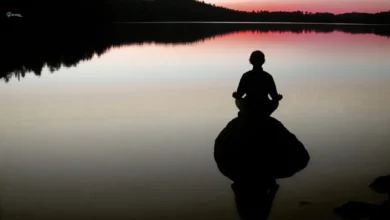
269, 75, 282, 101
233, 74, 246, 99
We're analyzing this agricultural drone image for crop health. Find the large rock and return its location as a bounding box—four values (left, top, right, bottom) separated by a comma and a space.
369, 175, 390, 196
214, 116, 310, 181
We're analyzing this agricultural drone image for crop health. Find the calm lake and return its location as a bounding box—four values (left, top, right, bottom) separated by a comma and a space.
1, 23, 390, 220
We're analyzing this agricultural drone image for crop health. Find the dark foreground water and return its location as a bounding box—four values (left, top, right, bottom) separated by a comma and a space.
1, 23, 390, 220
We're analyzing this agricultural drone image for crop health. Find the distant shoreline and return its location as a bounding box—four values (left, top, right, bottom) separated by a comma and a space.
2, 1, 390, 25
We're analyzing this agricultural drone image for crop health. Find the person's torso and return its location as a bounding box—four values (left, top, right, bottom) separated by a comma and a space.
242, 70, 271, 104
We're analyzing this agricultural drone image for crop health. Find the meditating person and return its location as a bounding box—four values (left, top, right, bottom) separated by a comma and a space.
233, 50, 283, 116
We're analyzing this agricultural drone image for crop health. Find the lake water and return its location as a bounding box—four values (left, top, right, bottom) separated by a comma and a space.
1, 23, 390, 220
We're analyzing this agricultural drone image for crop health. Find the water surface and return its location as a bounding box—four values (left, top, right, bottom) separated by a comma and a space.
1, 23, 390, 220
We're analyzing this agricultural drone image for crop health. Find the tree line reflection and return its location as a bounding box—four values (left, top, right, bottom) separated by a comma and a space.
2, 23, 390, 83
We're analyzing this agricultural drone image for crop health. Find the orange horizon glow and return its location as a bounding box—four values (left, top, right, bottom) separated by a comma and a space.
204, 1, 390, 14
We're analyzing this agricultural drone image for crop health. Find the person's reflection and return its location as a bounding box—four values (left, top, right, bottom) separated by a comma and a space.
232, 178, 279, 220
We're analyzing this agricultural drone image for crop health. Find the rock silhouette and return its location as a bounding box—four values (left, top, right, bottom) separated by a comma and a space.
214, 115, 309, 219
214, 116, 309, 181
334, 201, 381, 220
334, 174, 390, 220
369, 175, 390, 198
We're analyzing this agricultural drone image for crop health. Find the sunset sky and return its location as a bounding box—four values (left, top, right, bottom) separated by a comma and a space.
203, 0, 390, 14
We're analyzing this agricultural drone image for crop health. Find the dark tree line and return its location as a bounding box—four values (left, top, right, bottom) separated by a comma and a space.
1, 0, 390, 24
2, 23, 390, 83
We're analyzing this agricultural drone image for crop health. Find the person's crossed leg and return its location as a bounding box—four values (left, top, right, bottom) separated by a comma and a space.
235, 98, 280, 117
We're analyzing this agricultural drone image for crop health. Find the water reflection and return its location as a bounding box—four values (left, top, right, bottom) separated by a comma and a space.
1, 23, 390, 220
0, 197, 2, 220
2, 23, 390, 82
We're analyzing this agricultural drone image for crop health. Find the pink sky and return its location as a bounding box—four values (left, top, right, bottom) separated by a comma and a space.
203, 0, 390, 14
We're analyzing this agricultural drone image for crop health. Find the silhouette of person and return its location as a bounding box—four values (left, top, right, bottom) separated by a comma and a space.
232, 50, 283, 117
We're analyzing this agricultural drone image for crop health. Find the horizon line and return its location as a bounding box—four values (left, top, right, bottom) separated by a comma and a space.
113, 21, 390, 26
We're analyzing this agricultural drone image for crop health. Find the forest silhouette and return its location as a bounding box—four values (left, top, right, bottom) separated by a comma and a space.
2, 0, 390, 24
2, 23, 390, 83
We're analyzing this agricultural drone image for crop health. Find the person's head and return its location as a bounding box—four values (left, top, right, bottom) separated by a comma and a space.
249, 50, 265, 67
